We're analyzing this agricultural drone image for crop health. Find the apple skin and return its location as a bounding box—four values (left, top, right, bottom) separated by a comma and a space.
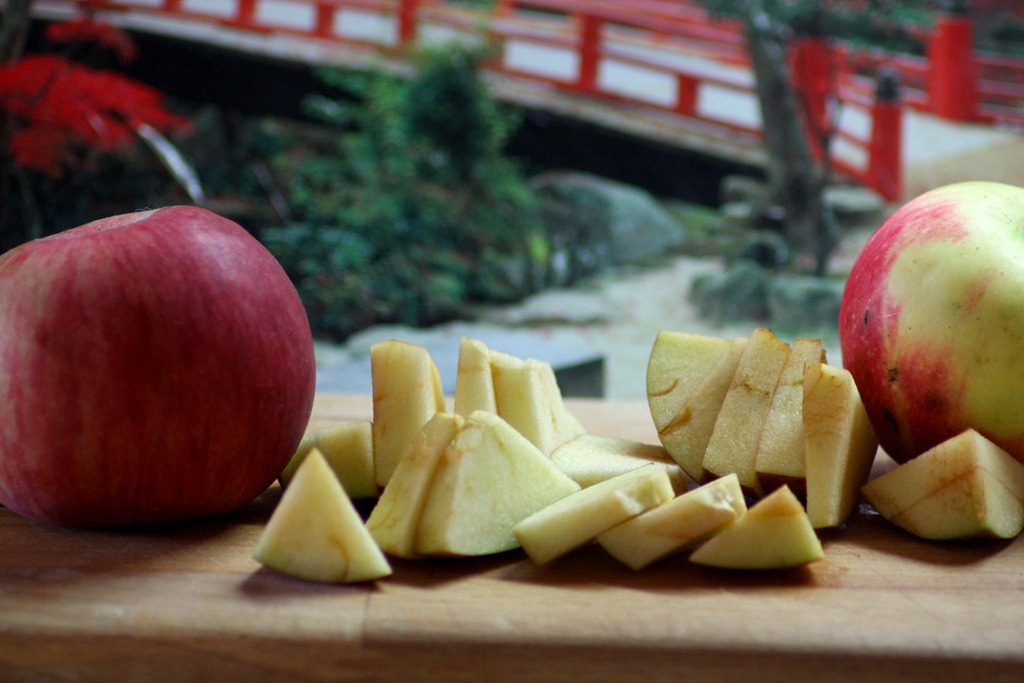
0, 206, 316, 527
839, 181, 1024, 465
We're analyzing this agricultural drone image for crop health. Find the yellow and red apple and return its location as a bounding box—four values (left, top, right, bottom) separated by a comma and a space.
839, 181, 1024, 466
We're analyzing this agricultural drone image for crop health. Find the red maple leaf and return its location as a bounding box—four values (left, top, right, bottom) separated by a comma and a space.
0, 54, 189, 177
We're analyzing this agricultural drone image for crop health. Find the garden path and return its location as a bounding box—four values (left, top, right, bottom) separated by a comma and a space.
313, 239, 862, 402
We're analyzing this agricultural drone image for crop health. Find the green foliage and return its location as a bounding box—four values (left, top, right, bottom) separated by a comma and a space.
690, 259, 772, 323
700, 0, 931, 53
405, 47, 513, 181
264, 42, 546, 340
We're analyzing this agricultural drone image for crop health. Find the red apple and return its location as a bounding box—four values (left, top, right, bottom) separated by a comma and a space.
0, 206, 316, 527
839, 181, 1024, 465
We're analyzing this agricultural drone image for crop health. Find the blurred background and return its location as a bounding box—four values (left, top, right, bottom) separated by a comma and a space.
2, 0, 1022, 399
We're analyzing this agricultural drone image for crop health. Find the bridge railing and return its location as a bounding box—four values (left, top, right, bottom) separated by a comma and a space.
834, 12, 1024, 129
490, 0, 903, 200
49, 0, 1023, 201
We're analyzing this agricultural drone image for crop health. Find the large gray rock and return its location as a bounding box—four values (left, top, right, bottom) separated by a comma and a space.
531, 172, 686, 276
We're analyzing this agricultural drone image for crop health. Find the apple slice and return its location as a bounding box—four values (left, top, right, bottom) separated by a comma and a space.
279, 421, 377, 499
490, 350, 586, 455
754, 338, 826, 495
597, 473, 746, 570
861, 429, 1024, 540
415, 411, 581, 556
702, 328, 792, 496
454, 336, 497, 417
371, 339, 446, 488
689, 485, 823, 570
647, 330, 734, 441
365, 413, 465, 558
654, 336, 749, 482
549, 434, 687, 491
803, 363, 879, 529
253, 449, 392, 583
513, 464, 675, 565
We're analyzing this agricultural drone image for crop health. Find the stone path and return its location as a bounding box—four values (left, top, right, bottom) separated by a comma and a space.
314, 249, 848, 402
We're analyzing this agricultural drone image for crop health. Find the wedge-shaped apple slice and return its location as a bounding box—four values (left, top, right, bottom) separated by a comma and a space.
279, 421, 377, 499
549, 434, 686, 491
803, 363, 879, 529
702, 328, 791, 496
689, 485, 823, 570
454, 336, 497, 417
598, 473, 746, 570
415, 411, 581, 556
754, 338, 826, 495
861, 429, 1024, 540
647, 330, 734, 441
253, 449, 392, 583
371, 339, 445, 488
654, 336, 749, 482
490, 350, 585, 455
514, 464, 675, 565
365, 413, 465, 558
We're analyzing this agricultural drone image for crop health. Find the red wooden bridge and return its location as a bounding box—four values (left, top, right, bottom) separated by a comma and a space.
30, 0, 1024, 201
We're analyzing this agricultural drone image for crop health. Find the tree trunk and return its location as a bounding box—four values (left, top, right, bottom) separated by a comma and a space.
0, 0, 33, 65
741, 0, 835, 275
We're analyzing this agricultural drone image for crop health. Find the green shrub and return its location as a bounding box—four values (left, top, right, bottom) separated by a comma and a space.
264, 42, 546, 340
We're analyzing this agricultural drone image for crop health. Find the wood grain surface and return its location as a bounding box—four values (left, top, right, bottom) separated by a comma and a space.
2, 394, 1023, 682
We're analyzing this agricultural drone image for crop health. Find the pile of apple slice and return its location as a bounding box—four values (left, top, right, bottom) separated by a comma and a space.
648, 327, 879, 528
254, 328, 1024, 585
650, 327, 1024, 544
256, 334, 831, 583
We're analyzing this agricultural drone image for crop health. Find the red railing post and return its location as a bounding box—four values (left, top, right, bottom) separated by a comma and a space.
867, 69, 903, 201
314, 2, 335, 38
576, 13, 600, 92
398, 0, 420, 45
242, 0, 258, 21
230, 0, 257, 27
926, 1, 978, 121
789, 35, 833, 156
674, 73, 698, 116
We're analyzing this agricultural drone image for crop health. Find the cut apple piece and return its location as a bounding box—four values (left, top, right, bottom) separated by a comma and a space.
514, 464, 675, 565
803, 363, 879, 529
861, 429, 1024, 540
549, 434, 686, 491
754, 338, 826, 495
654, 336, 749, 482
702, 328, 791, 496
371, 339, 445, 488
490, 350, 585, 455
253, 449, 392, 583
415, 411, 581, 556
453, 336, 497, 417
598, 473, 746, 570
365, 413, 465, 558
279, 421, 377, 499
689, 485, 823, 570
647, 330, 734, 440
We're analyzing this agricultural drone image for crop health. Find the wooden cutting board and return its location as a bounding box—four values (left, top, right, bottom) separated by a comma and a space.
2, 394, 1023, 682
